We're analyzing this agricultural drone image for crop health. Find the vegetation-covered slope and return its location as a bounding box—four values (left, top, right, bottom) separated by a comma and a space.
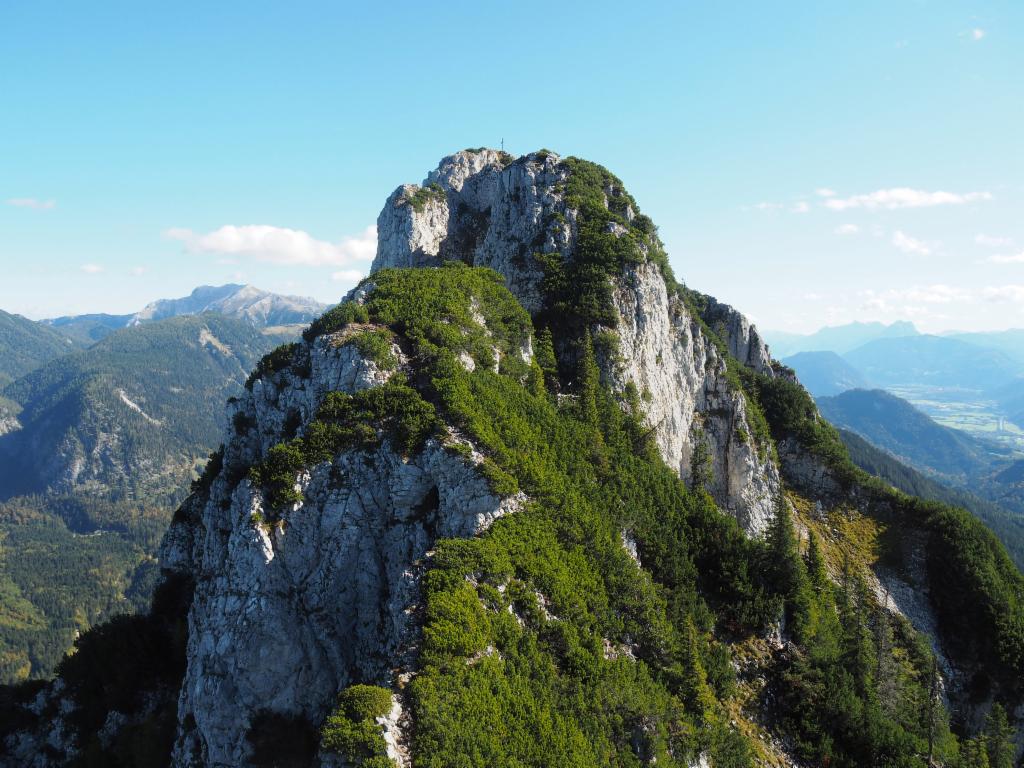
0, 309, 74, 389
817, 388, 1001, 482
0, 313, 277, 503
838, 428, 1024, 571
0, 495, 162, 684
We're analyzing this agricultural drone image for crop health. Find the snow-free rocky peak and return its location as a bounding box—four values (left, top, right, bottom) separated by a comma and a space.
374, 148, 779, 532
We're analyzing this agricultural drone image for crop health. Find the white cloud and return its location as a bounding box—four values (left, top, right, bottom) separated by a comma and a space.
791, 202, 810, 214
976, 233, 1012, 248
982, 285, 1024, 302
815, 188, 837, 197
972, 28, 985, 41
823, 188, 992, 211
331, 269, 366, 283
891, 230, 931, 256
6, 197, 55, 210
753, 202, 783, 211
857, 284, 1024, 320
164, 224, 377, 267
129, 266, 146, 276
80, 263, 103, 274
834, 224, 860, 236
988, 251, 1024, 264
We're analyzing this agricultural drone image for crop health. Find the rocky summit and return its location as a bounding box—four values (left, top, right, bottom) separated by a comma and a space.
3, 150, 1023, 768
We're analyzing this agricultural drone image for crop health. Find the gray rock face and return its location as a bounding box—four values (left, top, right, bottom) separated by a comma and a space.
608, 263, 778, 532
161, 330, 522, 766
373, 149, 779, 532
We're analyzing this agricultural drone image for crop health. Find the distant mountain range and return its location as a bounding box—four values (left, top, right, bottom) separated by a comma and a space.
45, 284, 329, 344
781, 351, 870, 397
843, 334, 1023, 391
0, 286, 326, 681
765, 320, 919, 358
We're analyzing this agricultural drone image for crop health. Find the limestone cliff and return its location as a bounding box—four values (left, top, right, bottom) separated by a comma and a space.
373, 149, 779, 533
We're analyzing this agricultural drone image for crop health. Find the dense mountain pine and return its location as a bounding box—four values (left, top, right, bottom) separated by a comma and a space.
2, 151, 1022, 768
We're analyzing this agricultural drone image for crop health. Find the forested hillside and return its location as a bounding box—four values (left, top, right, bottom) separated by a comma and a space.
0, 314, 277, 503
0, 314, 286, 683
0, 309, 74, 388
817, 388, 1002, 482
838, 428, 1024, 570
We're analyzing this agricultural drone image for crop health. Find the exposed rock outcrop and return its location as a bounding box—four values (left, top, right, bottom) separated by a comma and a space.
161, 327, 523, 766
373, 149, 779, 533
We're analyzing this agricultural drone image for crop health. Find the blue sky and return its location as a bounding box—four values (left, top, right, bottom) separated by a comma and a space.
2, 0, 1021, 332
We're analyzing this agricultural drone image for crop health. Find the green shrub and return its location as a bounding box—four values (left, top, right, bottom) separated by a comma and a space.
303, 302, 370, 342
348, 328, 397, 368
320, 685, 395, 766
247, 379, 440, 512
404, 182, 446, 213
245, 343, 300, 390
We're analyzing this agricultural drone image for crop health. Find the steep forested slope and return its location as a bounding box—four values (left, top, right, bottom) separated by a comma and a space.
817, 388, 1002, 482
838, 428, 1024, 570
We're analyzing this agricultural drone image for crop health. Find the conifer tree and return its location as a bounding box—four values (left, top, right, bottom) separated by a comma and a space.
680, 616, 717, 725
578, 330, 599, 427
873, 591, 897, 717
534, 327, 559, 396
805, 530, 828, 593
961, 736, 991, 768
766, 496, 811, 638
985, 703, 1015, 768
526, 359, 546, 397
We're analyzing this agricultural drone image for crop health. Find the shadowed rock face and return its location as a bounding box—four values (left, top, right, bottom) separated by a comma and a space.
374, 149, 779, 533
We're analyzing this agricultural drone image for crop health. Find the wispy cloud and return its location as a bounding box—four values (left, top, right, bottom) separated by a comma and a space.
859, 283, 1024, 319
791, 202, 810, 214
753, 202, 783, 211
834, 224, 860, 236
891, 230, 931, 256
976, 234, 1012, 248
971, 28, 985, 41
824, 188, 991, 211
164, 224, 377, 267
988, 251, 1024, 264
80, 263, 104, 274
129, 266, 146, 276
983, 285, 1024, 302
815, 188, 837, 198
6, 197, 56, 210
